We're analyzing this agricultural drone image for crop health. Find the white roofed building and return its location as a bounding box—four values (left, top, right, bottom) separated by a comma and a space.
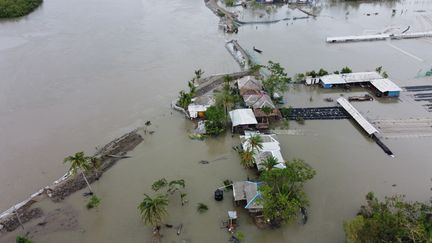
229, 109, 258, 133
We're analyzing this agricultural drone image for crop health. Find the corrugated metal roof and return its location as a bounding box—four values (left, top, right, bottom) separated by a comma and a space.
370, 78, 402, 92
337, 97, 378, 135
229, 109, 258, 127
320, 74, 346, 85
243, 93, 275, 109
237, 76, 262, 90
342, 72, 382, 83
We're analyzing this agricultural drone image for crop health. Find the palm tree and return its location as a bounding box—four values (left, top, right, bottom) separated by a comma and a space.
194, 69, 204, 80
138, 194, 169, 231
240, 148, 255, 168
248, 134, 263, 154
215, 82, 235, 118
64, 152, 94, 193
260, 156, 278, 171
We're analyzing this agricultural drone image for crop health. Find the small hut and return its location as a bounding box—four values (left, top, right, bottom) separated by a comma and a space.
232, 181, 263, 214
229, 109, 258, 133
187, 95, 215, 119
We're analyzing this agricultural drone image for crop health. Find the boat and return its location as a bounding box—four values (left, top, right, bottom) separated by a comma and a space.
253, 46, 263, 54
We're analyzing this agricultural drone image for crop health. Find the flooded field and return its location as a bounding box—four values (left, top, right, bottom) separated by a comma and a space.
1, 0, 432, 242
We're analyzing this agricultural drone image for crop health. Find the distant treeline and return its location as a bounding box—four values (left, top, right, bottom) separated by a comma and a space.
0, 0, 43, 18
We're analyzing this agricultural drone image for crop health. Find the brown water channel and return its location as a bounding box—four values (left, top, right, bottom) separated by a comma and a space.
1, 0, 432, 242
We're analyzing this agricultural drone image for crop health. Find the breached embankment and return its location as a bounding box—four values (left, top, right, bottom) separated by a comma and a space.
0, 129, 143, 234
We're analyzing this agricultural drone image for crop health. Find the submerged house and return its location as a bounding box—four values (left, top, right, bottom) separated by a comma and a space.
187, 95, 215, 119
237, 76, 263, 96
240, 131, 286, 170
243, 93, 282, 128
229, 109, 258, 133
232, 181, 263, 214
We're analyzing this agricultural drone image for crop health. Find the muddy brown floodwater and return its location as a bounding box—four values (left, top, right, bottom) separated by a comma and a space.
1, 0, 432, 242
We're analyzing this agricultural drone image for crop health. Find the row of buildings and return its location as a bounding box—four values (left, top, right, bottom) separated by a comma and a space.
306, 71, 402, 97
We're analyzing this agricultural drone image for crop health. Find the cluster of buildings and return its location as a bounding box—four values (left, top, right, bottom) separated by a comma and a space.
229, 76, 282, 132
306, 71, 402, 97
187, 75, 282, 132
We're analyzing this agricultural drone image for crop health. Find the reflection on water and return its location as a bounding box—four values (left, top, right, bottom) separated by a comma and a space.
1, 0, 432, 242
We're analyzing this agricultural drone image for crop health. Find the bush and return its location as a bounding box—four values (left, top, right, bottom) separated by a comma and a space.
197, 203, 209, 213
16, 236, 34, 243
86, 195, 101, 209
0, 0, 42, 18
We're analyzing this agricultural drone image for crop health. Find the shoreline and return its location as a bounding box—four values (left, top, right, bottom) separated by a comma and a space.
0, 129, 143, 234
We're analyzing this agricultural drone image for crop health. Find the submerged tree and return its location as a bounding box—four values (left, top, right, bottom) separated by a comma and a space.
344, 192, 432, 243
138, 194, 169, 231
318, 68, 329, 77
151, 178, 168, 192
262, 61, 291, 99
64, 152, 94, 193
194, 69, 204, 80
178, 90, 192, 109
258, 159, 316, 227
341, 66, 352, 74
204, 106, 226, 136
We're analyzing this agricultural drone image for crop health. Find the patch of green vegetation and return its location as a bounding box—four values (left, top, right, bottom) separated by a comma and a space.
280, 107, 292, 118
205, 106, 226, 136
341, 66, 352, 74
86, 195, 101, 209
225, 0, 235, 6
0, 0, 42, 18
16, 236, 34, 243
197, 203, 209, 213
235, 231, 245, 242
344, 192, 432, 242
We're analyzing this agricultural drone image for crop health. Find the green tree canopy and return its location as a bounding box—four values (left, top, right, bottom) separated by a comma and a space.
178, 90, 192, 109
258, 159, 316, 226
344, 192, 432, 243
205, 106, 226, 136
262, 61, 291, 98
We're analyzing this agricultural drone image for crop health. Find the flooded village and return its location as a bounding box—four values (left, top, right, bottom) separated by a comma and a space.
1, 0, 432, 242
